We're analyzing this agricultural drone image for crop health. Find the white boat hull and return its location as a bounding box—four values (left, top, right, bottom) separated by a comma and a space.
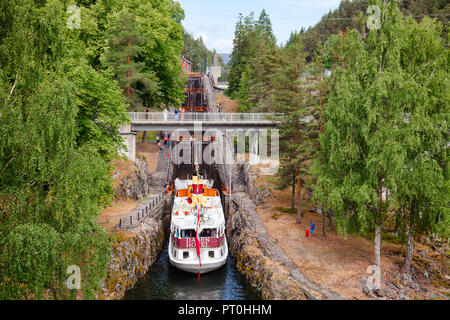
168, 238, 228, 274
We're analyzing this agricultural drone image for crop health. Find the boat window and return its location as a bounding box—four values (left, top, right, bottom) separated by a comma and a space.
183, 252, 189, 259
208, 251, 214, 258
199, 228, 216, 238
181, 229, 196, 238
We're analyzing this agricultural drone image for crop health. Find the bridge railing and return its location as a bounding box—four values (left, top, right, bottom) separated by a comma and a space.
128, 112, 282, 122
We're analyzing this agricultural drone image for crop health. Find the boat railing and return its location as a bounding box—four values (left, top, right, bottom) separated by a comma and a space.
172, 234, 225, 249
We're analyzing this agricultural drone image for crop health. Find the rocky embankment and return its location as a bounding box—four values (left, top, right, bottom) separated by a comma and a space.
97, 201, 166, 300
113, 157, 151, 201
227, 192, 345, 300
97, 150, 171, 300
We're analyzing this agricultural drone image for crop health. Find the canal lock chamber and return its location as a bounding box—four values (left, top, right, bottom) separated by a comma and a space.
124, 141, 261, 300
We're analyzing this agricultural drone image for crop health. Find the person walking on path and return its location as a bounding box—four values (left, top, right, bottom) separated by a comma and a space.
309, 222, 315, 239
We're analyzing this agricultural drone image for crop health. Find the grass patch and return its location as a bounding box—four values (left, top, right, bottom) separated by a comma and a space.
136, 154, 146, 161
275, 206, 297, 214
136, 131, 157, 142
382, 233, 406, 245
271, 212, 280, 220
266, 176, 279, 185
361, 231, 406, 245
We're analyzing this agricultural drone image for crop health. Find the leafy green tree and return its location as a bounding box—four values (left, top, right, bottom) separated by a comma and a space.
70, 64, 129, 161
313, 0, 449, 281
390, 16, 449, 273
62, 25, 129, 161
302, 0, 449, 60
135, 0, 186, 106
0, 0, 112, 299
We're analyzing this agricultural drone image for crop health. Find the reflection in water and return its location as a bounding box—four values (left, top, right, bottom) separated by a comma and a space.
124, 241, 260, 300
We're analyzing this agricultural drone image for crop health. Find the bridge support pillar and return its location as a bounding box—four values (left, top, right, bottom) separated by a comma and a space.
119, 125, 136, 161
248, 130, 260, 165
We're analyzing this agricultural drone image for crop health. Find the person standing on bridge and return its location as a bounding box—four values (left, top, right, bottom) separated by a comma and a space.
163, 108, 168, 122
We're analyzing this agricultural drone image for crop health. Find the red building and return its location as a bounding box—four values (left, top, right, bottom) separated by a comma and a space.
181, 56, 192, 72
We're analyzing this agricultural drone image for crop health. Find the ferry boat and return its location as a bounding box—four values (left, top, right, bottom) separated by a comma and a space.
168, 170, 228, 274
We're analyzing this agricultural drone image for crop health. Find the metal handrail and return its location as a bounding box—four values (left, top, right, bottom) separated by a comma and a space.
128, 112, 282, 122
116, 191, 166, 230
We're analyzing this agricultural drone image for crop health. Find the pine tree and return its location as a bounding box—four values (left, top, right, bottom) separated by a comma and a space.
230, 10, 278, 110
227, 13, 256, 97
272, 32, 318, 224
103, 8, 160, 111
310, 42, 334, 237
237, 65, 252, 113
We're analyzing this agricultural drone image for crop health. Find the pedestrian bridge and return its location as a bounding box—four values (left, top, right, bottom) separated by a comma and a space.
128, 112, 282, 131
119, 112, 316, 160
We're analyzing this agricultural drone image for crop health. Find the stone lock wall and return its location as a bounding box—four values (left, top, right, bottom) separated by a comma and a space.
97, 199, 167, 300
227, 193, 345, 300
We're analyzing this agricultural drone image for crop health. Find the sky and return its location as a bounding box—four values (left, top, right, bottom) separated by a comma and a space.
177, 0, 342, 54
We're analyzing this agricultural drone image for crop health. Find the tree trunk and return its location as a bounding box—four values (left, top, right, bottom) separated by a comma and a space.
291, 172, 296, 209
296, 169, 302, 224
374, 223, 382, 270
127, 41, 131, 99
142, 131, 147, 142
404, 200, 415, 273
374, 175, 384, 270
322, 209, 327, 238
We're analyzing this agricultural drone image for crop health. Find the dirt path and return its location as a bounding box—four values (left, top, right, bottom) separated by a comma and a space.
99, 200, 140, 233
215, 93, 238, 113
136, 142, 159, 173
99, 143, 160, 233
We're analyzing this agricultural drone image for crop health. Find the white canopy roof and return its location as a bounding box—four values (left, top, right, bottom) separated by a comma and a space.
174, 178, 214, 191
171, 196, 224, 231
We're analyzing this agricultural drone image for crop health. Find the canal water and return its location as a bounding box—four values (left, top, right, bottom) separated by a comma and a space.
124, 241, 261, 300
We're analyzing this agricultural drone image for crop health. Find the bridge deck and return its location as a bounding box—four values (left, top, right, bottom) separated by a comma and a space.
128, 112, 281, 131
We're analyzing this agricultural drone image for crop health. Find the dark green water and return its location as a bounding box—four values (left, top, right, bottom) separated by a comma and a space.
124, 241, 261, 300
